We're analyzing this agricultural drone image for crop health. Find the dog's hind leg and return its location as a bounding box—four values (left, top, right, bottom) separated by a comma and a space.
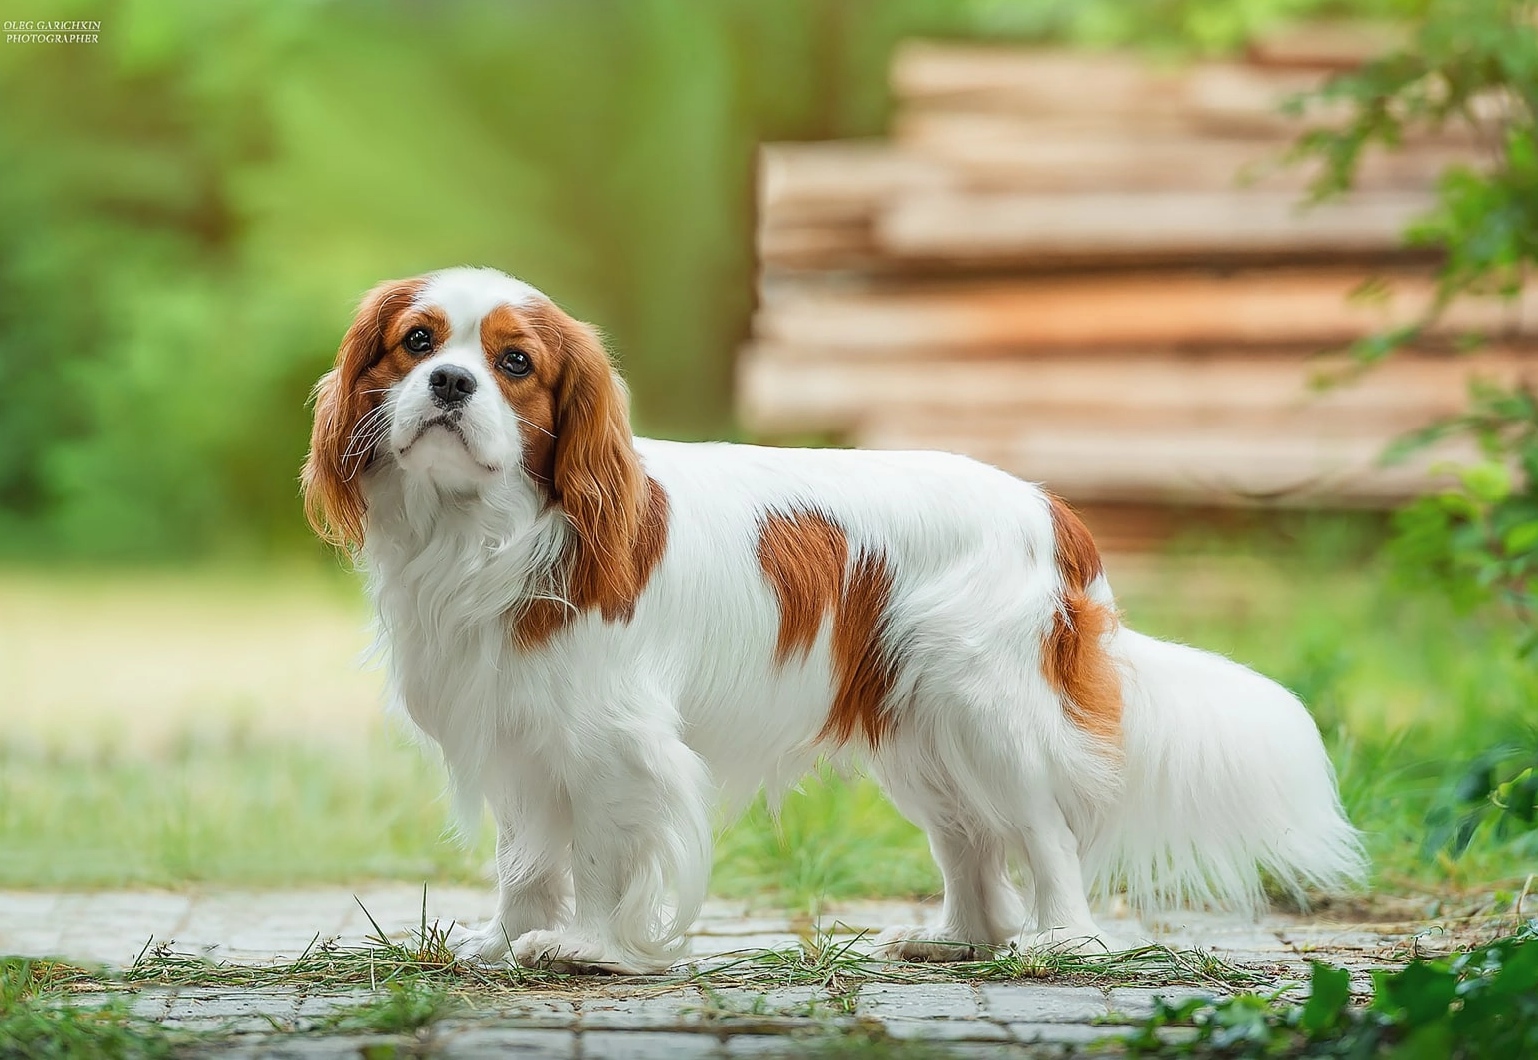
871, 744, 1024, 962
1010, 786, 1107, 953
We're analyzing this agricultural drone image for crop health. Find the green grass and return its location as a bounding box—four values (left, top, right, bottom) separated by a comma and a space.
0, 737, 487, 888
2, 532, 1536, 899
0, 957, 176, 1060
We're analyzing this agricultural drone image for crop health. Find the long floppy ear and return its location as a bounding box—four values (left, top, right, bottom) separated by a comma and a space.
549, 309, 648, 616
302, 278, 421, 548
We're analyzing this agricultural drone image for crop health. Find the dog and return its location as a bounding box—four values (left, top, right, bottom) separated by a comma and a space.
303, 266, 1365, 974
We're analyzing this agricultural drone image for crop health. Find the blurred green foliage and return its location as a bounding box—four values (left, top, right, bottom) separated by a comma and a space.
0, 0, 1398, 558
1290, 0, 1538, 852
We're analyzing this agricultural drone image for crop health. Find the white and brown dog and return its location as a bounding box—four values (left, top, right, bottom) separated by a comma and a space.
304, 266, 1364, 974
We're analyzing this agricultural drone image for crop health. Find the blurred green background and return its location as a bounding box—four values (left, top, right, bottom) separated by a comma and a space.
0, 0, 1394, 560
10, 0, 1535, 903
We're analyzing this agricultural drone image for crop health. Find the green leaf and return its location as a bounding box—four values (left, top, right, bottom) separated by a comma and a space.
1300, 961, 1351, 1034
1388, 1019, 1455, 1060
1379, 961, 1458, 1027
1504, 521, 1538, 556
1458, 462, 1513, 504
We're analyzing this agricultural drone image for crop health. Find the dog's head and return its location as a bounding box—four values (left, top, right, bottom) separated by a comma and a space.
303, 268, 645, 577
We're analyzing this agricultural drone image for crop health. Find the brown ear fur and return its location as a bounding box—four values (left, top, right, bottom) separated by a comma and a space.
301, 279, 422, 548
549, 309, 649, 617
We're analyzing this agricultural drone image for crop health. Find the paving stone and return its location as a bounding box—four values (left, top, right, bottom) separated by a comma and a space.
691, 917, 796, 937
1009, 1021, 1135, 1045
879, 1016, 1013, 1041
700, 899, 751, 920
293, 991, 378, 1020
941, 1045, 1037, 1059
490, 997, 578, 1028
162, 989, 300, 1031
815, 899, 930, 931
857, 982, 980, 1019
342, 884, 495, 944
1, 885, 1453, 1059
128, 989, 175, 1020
53, 891, 191, 965
202, 1035, 407, 1059
721, 1035, 808, 1057
55, 992, 118, 1010
704, 986, 832, 1020
580, 1030, 723, 1059
439, 1026, 578, 1058
0, 892, 65, 957
982, 984, 1108, 1023
1105, 986, 1217, 1020
580, 990, 707, 1029
688, 933, 802, 957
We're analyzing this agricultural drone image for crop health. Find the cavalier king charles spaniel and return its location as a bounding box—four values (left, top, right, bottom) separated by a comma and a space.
304, 266, 1364, 974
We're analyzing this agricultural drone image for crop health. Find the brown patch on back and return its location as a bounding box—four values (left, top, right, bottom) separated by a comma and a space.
822, 549, 898, 748
758, 510, 848, 663
512, 475, 670, 650
757, 509, 898, 748
1049, 491, 1103, 588
1043, 494, 1123, 744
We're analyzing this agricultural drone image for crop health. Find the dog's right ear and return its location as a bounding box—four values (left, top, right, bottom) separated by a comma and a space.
302, 278, 422, 549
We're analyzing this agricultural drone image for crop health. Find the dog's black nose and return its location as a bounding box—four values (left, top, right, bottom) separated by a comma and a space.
428, 364, 477, 406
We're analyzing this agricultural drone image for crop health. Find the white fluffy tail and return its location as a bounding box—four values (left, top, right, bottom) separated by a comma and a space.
1084, 627, 1366, 914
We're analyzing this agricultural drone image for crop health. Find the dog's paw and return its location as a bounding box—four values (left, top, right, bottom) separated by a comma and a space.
450, 921, 515, 964
874, 925, 992, 963
1015, 926, 1110, 955
510, 930, 658, 975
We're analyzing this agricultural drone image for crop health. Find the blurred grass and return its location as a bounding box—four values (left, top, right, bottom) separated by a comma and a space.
2, 527, 1534, 898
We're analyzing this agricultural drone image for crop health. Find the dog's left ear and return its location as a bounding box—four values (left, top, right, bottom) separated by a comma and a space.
549, 308, 649, 615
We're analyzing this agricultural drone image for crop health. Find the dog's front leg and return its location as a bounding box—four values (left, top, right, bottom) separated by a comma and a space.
511, 725, 712, 975
454, 762, 574, 963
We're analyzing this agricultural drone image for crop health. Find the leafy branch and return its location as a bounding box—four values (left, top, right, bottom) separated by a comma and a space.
1288, 0, 1538, 854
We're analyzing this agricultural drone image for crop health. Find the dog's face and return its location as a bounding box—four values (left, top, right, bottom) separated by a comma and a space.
303, 267, 643, 555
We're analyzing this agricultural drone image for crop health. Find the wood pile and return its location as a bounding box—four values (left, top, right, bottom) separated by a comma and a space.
738, 37, 1536, 515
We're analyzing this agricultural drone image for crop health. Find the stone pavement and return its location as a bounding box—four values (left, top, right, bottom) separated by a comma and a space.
0, 885, 1458, 1057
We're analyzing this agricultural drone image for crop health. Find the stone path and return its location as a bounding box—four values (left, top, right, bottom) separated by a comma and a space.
0, 886, 1466, 1058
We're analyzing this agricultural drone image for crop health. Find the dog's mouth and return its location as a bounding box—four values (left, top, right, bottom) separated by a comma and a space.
398, 414, 467, 458
396, 414, 500, 474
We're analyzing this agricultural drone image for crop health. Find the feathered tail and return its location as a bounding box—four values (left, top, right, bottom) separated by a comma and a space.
1084, 627, 1366, 913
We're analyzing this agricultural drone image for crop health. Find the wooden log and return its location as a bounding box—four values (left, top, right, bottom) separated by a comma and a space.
754, 270, 1538, 351
737, 347, 1534, 435
758, 221, 876, 271
759, 141, 949, 219
890, 44, 1339, 133
851, 417, 1483, 506
875, 189, 1431, 260
892, 112, 1472, 194
1246, 21, 1408, 70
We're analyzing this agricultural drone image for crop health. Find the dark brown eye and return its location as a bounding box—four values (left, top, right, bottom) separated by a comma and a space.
498, 349, 532, 378
403, 327, 433, 355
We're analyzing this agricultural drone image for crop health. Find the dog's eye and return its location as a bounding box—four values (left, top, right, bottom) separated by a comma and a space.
403, 327, 433, 355
498, 349, 533, 378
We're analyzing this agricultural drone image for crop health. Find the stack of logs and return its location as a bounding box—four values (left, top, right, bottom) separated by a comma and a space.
737, 36, 1536, 526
